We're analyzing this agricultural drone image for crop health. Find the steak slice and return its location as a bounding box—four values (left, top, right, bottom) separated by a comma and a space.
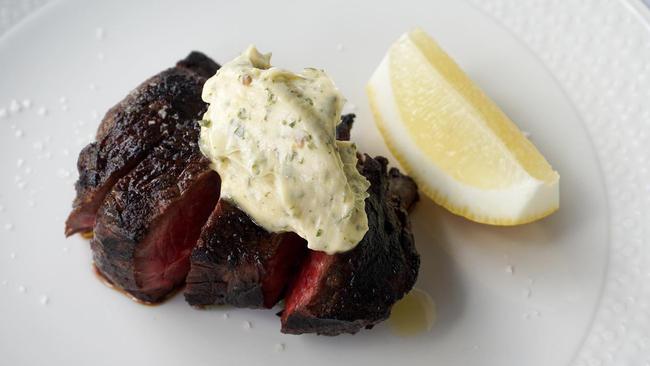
92, 117, 220, 303
184, 199, 307, 308
183, 114, 357, 309
281, 154, 420, 335
65, 52, 219, 236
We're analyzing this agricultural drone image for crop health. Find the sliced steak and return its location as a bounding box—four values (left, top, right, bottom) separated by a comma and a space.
92, 117, 220, 303
281, 154, 420, 335
184, 113, 357, 308
185, 199, 307, 308
65, 52, 219, 236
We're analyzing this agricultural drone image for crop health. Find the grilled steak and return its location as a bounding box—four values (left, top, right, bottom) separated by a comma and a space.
281, 154, 420, 335
184, 114, 361, 309
185, 199, 307, 308
67, 50, 420, 335
92, 118, 220, 303
84, 52, 222, 303
335, 113, 355, 141
387, 166, 419, 212
65, 52, 219, 236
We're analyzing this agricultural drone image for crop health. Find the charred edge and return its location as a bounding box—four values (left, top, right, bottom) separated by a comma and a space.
65, 52, 221, 238
335, 113, 355, 141
92, 168, 220, 304
176, 51, 221, 79
184, 200, 308, 309
65, 153, 147, 237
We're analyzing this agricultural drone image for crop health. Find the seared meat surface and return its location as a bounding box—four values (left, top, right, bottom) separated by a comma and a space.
185, 199, 306, 308
281, 155, 419, 335
335, 113, 355, 141
65, 52, 219, 236
80, 52, 221, 302
92, 118, 220, 303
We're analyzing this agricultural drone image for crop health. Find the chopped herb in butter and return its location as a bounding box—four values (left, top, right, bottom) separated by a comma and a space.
199, 46, 369, 254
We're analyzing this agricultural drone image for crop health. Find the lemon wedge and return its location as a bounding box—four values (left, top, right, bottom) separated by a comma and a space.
367, 29, 559, 225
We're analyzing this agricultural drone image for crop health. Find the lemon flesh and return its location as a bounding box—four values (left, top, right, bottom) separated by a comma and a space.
367, 29, 559, 225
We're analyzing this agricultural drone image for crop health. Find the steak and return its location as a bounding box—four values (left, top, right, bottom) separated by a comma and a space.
67, 50, 421, 335
85, 52, 222, 303
92, 118, 220, 303
335, 113, 355, 141
387, 166, 419, 212
184, 199, 307, 308
280, 154, 420, 335
184, 114, 360, 309
65, 52, 219, 236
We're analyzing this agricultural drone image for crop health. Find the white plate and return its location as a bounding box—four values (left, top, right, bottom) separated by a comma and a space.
1, 0, 649, 365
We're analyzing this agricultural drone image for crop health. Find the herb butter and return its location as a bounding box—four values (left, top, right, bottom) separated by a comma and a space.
199, 46, 370, 254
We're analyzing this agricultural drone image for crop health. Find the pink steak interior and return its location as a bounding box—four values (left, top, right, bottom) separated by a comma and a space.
282, 250, 333, 319
134, 173, 220, 300
260, 233, 307, 308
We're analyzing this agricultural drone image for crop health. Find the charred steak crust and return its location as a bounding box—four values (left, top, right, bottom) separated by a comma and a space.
176, 51, 221, 79
281, 154, 420, 336
185, 199, 307, 308
92, 118, 220, 303
87, 52, 222, 303
65, 52, 220, 236
387, 166, 419, 212
335, 113, 355, 141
